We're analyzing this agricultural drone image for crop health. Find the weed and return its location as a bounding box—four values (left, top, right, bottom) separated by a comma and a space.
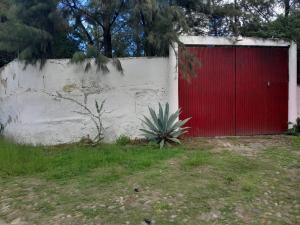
115, 135, 131, 146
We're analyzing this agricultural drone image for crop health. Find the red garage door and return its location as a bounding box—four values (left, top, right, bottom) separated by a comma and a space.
179, 46, 288, 136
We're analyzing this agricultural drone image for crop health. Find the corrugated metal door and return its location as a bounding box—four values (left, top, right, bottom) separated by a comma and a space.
236, 47, 289, 135
179, 46, 289, 136
179, 46, 236, 136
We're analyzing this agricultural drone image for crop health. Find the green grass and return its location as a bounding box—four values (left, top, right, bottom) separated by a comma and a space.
0, 136, 299, 225
294, 135, 300, 148
0, 138, 181, 180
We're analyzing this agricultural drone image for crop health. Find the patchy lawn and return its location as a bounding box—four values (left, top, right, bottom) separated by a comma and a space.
0, 136, 299, 225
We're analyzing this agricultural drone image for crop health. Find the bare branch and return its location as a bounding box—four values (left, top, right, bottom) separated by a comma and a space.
44, 91, 106, 144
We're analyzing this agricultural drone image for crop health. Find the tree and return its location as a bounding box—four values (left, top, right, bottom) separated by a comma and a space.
61, 0, 191, 74
175, 0, 209, 35
128, 0, 188, 56
61, 0, 127, 58
0, 0, 15, 67
278, 0, 300, 17
175, 0, 242, 36
245, 10, 300, 82
0, 0, 9, 22
0, 0, 79, 67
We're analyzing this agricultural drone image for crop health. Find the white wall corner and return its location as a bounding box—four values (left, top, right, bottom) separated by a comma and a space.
168, 43, 179, 114
288, 41, 298, 124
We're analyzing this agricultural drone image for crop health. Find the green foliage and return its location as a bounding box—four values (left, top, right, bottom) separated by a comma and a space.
130, 0, 188, 56
116, 135, 131, 146
71, 52, 86, 63
51, 33, 80, 59
71, 46, 123, 74
179, 46, 202, 80
140, 103, 190, 149
243, 11, 300, 43
1, 0, 299, 74
0, 0, 78, 67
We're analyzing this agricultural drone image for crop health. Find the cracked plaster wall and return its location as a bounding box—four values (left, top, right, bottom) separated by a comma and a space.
0, 58, 170, 145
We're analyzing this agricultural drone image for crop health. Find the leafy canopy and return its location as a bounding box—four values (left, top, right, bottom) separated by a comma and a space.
0, 0, 78, 67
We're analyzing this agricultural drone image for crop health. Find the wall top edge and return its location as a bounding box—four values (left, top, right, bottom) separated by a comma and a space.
179, 36, 292, 47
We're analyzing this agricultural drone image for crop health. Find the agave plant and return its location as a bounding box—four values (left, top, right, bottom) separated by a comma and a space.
140, 103, 191, 149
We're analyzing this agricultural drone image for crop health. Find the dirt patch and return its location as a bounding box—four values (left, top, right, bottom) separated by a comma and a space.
184, 135, 295, 156
0, 219, 8, 225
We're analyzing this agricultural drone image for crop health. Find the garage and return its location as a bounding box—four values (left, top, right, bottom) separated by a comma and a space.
177, 37, 297, 137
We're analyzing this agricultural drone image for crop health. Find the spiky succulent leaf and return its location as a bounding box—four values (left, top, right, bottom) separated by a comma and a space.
141, 103, 191, 148
158, 103, 164, 123
142, 116, 159, 133
148, 107, 160, 128
157, 117, 164, 131
169, 117, 191, 132
167, 137, 181, 144
170, 129, 188, 138
140, 129, 157, 137
163, 103, 169, 131
166, 110, 180, 129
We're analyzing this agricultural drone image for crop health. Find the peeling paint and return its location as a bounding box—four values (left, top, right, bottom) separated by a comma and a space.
42, 75, 46, 89
63, 84, 77, 93
1, 77, 7, 88
0, 58, 170, 145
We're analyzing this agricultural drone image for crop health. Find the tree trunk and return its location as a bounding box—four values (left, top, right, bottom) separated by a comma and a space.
103, 15, 113, 58
135, 34, 142, 57
284, 0, 290, 17
103, 27, 113, 58
233, 0, 239, 36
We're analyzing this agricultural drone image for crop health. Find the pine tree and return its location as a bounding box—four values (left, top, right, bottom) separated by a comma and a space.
0, 0, 78, 67
61, 0, 127, 58
129, 0, 188, 56
0, 0, 15, 67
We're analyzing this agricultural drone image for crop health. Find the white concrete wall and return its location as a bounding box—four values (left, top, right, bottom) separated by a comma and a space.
298, 85, 300, 118
288, 42, 298, 124
0, 58, 170, 145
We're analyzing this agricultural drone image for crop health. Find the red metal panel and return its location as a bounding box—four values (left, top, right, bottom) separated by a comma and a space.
236, 47, 289, 135
179, 46, 236, 136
